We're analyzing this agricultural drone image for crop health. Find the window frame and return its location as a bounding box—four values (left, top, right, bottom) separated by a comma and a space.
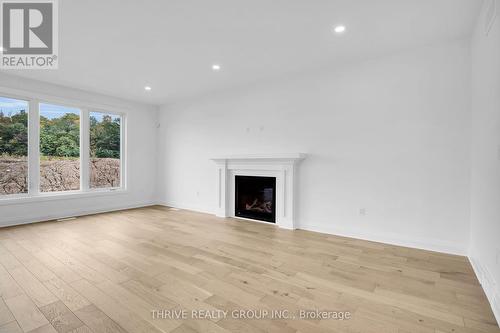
0, 87, 127, 205
88, 109, 125, 190
38, 100, 83, 194
0, 92, 31, 198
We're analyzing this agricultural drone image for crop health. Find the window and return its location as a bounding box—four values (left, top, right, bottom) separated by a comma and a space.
39, 103, 81, 192
89, 112, 121, 189
0, 91, 125, 201
0, 96, 29, 196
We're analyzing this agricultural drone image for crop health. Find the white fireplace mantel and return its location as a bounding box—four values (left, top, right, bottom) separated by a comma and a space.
211, 153, 306, 229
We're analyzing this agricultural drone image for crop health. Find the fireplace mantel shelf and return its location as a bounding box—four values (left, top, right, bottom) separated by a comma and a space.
211, 153, 306, 229
211, 153, 306, 162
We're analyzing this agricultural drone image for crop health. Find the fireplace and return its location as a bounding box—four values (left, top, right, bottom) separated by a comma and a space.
235, 175, 276, 223
212, 154, 305, 229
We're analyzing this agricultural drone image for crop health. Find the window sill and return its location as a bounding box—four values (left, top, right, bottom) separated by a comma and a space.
0, 188, 128, 206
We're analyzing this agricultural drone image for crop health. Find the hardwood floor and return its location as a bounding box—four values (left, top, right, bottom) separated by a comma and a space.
0, 206, 498, 333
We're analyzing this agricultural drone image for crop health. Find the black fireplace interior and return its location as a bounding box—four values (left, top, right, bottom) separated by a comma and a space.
235, 175, 276, 223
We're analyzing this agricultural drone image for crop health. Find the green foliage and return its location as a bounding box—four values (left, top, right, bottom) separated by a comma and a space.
0, 110, 120, 159
90, 115, 120, 158
0, 110, 28, 156
40, 113, 80, 157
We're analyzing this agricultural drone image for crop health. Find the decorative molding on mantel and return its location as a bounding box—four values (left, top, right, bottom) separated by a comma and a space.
211, 153, 306, 162
211, 153, 306, 229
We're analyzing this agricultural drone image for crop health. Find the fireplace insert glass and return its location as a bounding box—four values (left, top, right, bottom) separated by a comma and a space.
235, 175, 276, 223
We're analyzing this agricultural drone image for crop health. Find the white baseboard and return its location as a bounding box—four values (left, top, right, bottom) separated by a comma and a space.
158, 202, 466, 256
469, 255, 500, 325
157, 200, 215, 215
299, 223, 466, 256
0, 201, 156, 228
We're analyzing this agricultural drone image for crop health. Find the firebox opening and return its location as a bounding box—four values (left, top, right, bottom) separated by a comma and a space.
235, 175, 276, 223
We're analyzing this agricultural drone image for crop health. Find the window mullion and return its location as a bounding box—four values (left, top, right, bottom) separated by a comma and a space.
81, 108, 90, 191
121, 114, 126, 189
28, 99, 40, 195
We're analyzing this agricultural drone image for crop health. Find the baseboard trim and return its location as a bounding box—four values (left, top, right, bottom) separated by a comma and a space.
158, 202, 466, 256
299, 223, 466, 256
157, 200, 215, 215
469, 255, 500, 325
0, 201, 156, 228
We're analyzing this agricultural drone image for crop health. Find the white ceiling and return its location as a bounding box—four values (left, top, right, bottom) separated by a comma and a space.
3, 0, 482, 105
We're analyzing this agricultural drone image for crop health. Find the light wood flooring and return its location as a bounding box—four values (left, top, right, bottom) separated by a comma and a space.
0, 206, 498, 333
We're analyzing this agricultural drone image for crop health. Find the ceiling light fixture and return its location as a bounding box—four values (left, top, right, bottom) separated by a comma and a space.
144, 86, 152, 91
212, 64, 221, 71
333, 25, 346, 34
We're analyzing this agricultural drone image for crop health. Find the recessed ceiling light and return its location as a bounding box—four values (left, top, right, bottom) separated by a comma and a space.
333, 25, 346, 34
144, 86, 152, 91
212, 64, 221, 71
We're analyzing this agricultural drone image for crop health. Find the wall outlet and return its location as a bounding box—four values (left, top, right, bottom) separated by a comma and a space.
359, 208, 366, 216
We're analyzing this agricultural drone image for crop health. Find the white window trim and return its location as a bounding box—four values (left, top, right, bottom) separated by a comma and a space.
88, 109, 126, 190
0, 86, 127, 205
29, 99, 40, 195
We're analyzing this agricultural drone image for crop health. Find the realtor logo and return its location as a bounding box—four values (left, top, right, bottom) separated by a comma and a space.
0, 0, 58, 69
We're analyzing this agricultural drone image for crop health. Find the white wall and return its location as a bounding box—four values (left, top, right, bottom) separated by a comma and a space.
0, 73, 158, 227
469, 0, 500, 322
157, 40, 472, 255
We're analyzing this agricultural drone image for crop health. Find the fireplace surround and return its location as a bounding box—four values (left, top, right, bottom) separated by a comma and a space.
211, 154, 306, 229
